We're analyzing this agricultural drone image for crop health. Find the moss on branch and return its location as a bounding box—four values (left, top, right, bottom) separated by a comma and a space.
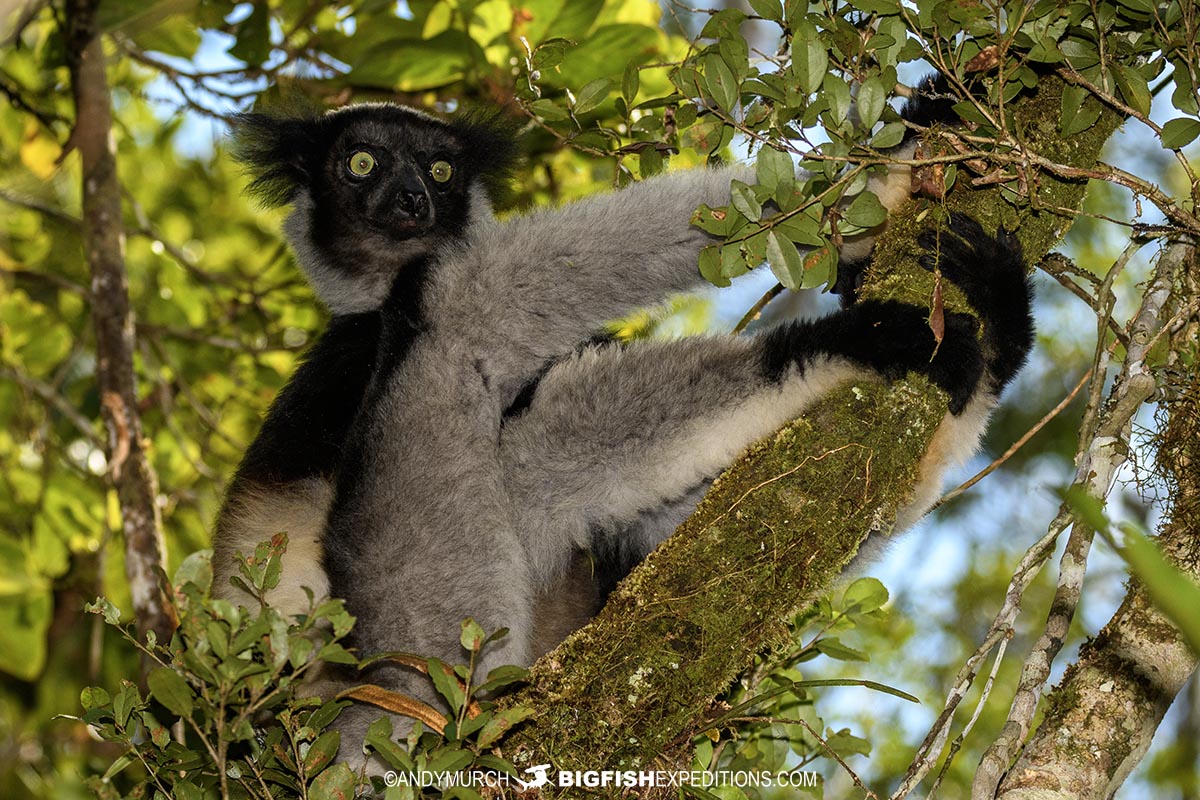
503, 75, 1124, 783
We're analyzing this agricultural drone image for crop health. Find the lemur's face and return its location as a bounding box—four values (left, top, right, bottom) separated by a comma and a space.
307, 107, 476, 258
233, 104, 516, 313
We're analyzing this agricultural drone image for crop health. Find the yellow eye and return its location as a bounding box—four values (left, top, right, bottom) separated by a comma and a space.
430, 160, 453, 183
348, 151, 375, 176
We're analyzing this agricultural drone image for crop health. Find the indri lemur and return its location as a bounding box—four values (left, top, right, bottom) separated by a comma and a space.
213, 87, 1034, 756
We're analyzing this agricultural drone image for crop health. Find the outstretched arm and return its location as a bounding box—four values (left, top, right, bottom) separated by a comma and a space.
446, 165, 756, 388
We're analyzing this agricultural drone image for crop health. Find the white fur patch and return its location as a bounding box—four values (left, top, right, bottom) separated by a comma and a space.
213, 478, 332, 618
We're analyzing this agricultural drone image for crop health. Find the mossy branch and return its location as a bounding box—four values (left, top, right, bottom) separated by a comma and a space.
501, 76, 1124, 784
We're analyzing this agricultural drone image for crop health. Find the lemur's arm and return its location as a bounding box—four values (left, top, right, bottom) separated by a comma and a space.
449, 165, 756, 387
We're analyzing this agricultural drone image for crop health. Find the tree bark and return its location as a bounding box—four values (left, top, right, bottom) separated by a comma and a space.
994, 249, 1200, 800
502, 75, 1126, 787
64, 0, 175, 644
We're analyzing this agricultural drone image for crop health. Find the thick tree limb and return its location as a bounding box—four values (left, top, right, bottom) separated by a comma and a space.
995, 248, 1200, 799
64, 0, 175, 644
502, 75, 1126, 787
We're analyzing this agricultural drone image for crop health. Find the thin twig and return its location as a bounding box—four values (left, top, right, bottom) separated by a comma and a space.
732, 282, 785, 334
936, 369, 1092, 507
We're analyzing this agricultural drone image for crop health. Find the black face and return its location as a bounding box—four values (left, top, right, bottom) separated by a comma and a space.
233, 103, 518, 270
315, 107, 473, 248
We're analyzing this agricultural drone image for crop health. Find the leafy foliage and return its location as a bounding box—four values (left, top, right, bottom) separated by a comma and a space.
72, 540, 532, 800
3, 0, 1200, 795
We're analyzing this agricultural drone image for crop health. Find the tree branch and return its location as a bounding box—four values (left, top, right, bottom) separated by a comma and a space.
973, 239, 1184, 799
64, 0, 175, 644
994, 247, 1200, 800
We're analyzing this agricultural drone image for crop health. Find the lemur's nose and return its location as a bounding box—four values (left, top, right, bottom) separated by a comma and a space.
398, 189, 428, 220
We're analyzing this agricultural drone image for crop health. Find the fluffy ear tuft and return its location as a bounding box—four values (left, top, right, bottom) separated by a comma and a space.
448, 108, 523, 206
230, 110, 324, 207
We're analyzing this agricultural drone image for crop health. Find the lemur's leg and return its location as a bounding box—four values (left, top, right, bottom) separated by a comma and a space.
500, 299, 985, 586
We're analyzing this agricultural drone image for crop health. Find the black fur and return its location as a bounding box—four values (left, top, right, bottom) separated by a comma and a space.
232, 105, 519, 210
759, 300, 984, 415
234, 312, 380, 486
325, 257, 433, 518
901, 72, 962, 141
917, 212, 1034, 392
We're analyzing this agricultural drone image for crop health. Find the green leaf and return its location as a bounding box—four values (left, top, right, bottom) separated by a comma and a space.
304, 730, 340, 775
843, 577, 889, 614
112, 682, 140, 729
350, 32, 477, 91
704, 54, 740, 112
822, 73, 851, 125
317, 642, 357, 665
857, 77, 886, 129
307, 699, 350, 734
691, 204, 731, 237
427, 745, 474, 775
826, 727, 872, 757
765, 231, 804, 291
228, 1, 270, 66
427, 658, 466, 713
791, 678, 918, 703
85, 597, 122, 626
101, 753, 135, 782
639, 147, 663, 177
365, 717, 415, 772
81, 686, 111, 711
680, 118, 728, 155
1060, 83, 1104, 136
475, 706, 535, 748
1112, 63, 1151, 116
730, 181, 762, 221
755, 146, 794, 195
698, 246, 729, 287
1160, 118, 1200, 150
870, 121, 906, 149
173, 781, 203, 800
142, 710, 170, 748
1114, 0, 1155, 13
309, 762, 356, 800
556, 24, 657, 87
148, 668, 195, 718
747, 0, 782, 21
790, 22, 828, 95
774, 211, 823, 247
848, 0, 900, 11
622, 63, 640, 104
814, 636, 869, 661
573, 78, 611, 116
529, 99, 569, 121
173, 549, 212, 593
802, 243, 836, 290
460, 618, 486, 653
841, 191, 887, 229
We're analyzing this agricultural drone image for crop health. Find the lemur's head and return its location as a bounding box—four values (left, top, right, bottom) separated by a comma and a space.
233, 103, 518, 314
